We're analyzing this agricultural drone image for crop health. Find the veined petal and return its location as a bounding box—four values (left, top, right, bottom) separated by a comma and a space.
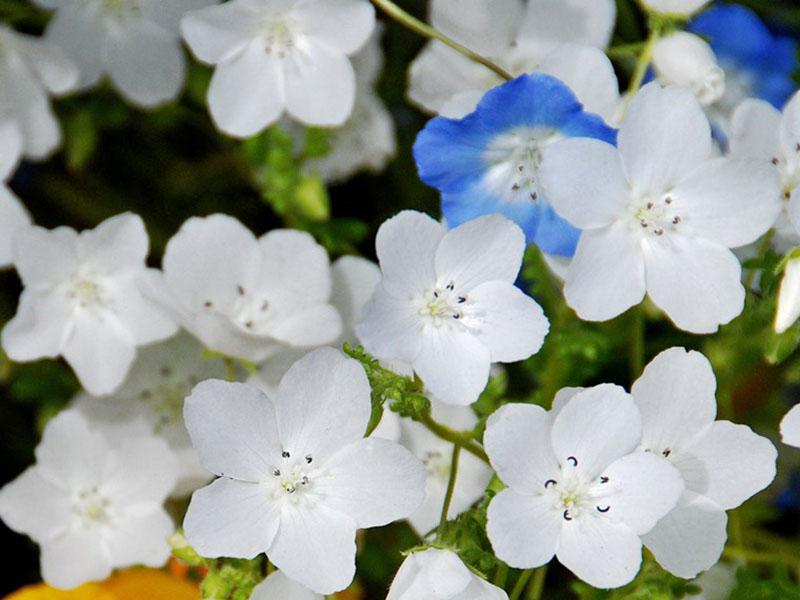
258, 229, 332, 308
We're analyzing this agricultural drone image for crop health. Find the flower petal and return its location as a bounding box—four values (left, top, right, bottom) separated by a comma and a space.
781, 404, 800, 448
356, 283, 423, 364
251, 571, 321, 600
729, 99, 782, 159
517, 0, 616, 57
78, 213, 148, 273
180, 2, 259, 64
1, 291, 71, 361
0, 467, 72, 541
104, 437, 178, 506
104, 510, 174, 569
40, 529, 111, 589
331, 256, 380, 339
13, 225, 78, 288
293, 0, 375, 54
44, 4, 105, 89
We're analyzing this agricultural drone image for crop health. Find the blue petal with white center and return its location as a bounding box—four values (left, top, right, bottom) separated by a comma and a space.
690, 4, 798, 110
413, 73, 617, 257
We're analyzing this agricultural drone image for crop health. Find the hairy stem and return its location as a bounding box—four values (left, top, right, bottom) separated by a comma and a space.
621, 22, 663, 115
509, 570, 533, 600
526, 566, 548, 600
419, 411, 490, 464
439, 444, 462, 532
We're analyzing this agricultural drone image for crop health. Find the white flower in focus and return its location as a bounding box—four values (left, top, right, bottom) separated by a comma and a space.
540, 83, 782, 333
0, 121, 31, 267
401, 401, 493, 534
33, 0, 213, 108
250, 570, 321, 600
652, 32, 725, 107
356, 211, 549, 406
0, 25, 78, 159
74, 332, 226, 497
0, 410, 178, 589
641, 0, 710, 16
182, 348, 425, 594
181, 0, 375, 138
632, 348, 777, 578
775, 256, 800, 333
484, 386, 684, 589
386, 548, 508, 600
148, 214, 341, 362
781, 404, 800, 448
729, 93, 800, 251
1, 213, 177, 395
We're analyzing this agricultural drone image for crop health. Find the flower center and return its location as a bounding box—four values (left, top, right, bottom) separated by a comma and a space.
65, 276, 108, 309
140, 367, 198, 435
74, 486, 112, 526
542, 456, 613, 521
95, 0, 141, 20
629, 194, 683, 237
261, 16, 297, 58
421, 449, 451, 481
269, 451, 320, 505
481, 127, 561, 204
202, 284, 271, 335
416, 281, 472, 329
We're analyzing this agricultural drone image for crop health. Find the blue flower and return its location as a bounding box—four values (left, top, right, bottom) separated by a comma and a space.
690, 4, 798, 110
413, 73, 617, 257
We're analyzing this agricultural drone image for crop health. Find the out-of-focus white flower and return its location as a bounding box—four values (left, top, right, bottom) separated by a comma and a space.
183, 348, 425, 594
0, 410, 178, 589
148, 214, 341, 362
250, 570, 321, 600
73, 332, 226, 497
356, 211, 549, 406
641, 0, 711, 16
387, 548, 508, 600
652, 32, 725, 107
541, 83, 781, 333
485, 385, 684, 589
1, 213, 177, 395
632, 348, 777, 578
181, 0, 375, 138
33, 0, 213, 107
684, 562, 738, 600
775, 255, 800, 333
0, 121, 31, 268
0, 25, 78, 159
781, 404, 800, 448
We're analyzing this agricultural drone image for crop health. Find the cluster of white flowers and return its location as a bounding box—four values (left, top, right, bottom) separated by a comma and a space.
1, 0, 799, 598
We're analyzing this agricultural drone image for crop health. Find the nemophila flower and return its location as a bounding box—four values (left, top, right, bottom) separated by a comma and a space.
484, 385, 683, 589
408, 0, 616, 116
401, 401, 493, 534
641, 0, 710, 16
0, 121, 31, 268
250, 570, 321, 600
33, 0, 213, 108
414, 74, 616, 256
777, 255, 800, 334
356, 211, 549, 406
729, 93, 800, 252
690, 4, 798, 131
182, 348, 425, 594
781, 404, 800, 448
631, 348, 777, 578
540, 83, 781, 333
652, 32, 725, 107
0, 410, 178, 589
0, 25, 78, 159
386, 549, 508, 600
1, 213, 177, 395
181, 0, 375, 138
148, 214, 341, 362
74, 332, 226, 497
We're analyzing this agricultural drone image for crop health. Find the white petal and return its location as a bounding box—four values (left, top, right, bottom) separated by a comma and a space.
414, 327, 491, 406
184, 380, 281, 482
431, 0, 522, 56
104, 437, 178, 506
631, 347, 718, 453
44, 4, 105, 89
642, 492, 727, 579
110, 272, 178, 345
35, 410, 108, 490
277, 347, 371, 460
642, 236, 744, 334
556, 517, 642, 589
729, 99, 782, 160
268, 304, 342, 347
375, 211, 444, 297
140, 0, 218, 33
781, 404, 800, 448
387, 549, 473, 599
293, 0, 375, 55
550, 386, 584, 418
284, 40, 356, 127
208, 42, 285, 138
780, 92, 800, 164
652, 32, 724, 106
0, 186, 29, 267
407, 42, 487, 114
15, 36, 79, 95
331, 256, 380, 340
619, 83, 712, 196
184, 477, 281, 558
355, 283, 423, 364
676, 421, 777, 509
487, 489, 561, 569
251, 571, 321, 600
180, 2, 259, 64
0, 120, 22, 180
316, 437, 425, 527
1, 291, 70, 361
484, 403, 559, 493
13, 225, 78, 287
267, 503, 357, 595
778, 250, 800, 334
40, 529, 111, 589
0, 467, 72, 541
601, 451, 684, 535
517, 0, 616, 57
78, 212, 148, 273
550, 385, 641, 480
641, 0, 710, 15
104, 509, 173, 569
675, 158, 782, 248
564, 222, 646, 322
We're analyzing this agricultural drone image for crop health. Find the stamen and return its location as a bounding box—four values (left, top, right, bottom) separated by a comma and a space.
566, 456, 578, 467
305, 455, 313, 464
530, 192, 538, 201
237, 285, 245, 296
596, 505, 610, 513
273, 469, 281, 477
204, 300, 213, 308
654, 228, 664, 236
672, 216, 681, 224
563, 510, 572, 521
600, 476, 609, 484
282, 451, 290, 458
457, 296, 466, 304
773, 157, 781, 166
662, 448, 671, 458
664, 196, 673, 205
544, 479, 557, 488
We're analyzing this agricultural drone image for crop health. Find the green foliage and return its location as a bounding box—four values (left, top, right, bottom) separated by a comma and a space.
730, 565, 800, 600
572, 557, 701, 600
435, 491, 498, 576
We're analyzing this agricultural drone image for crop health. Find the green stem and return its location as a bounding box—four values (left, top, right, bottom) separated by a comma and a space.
224, 358, 237, 382
369, 0, 513, 81
439, 444, 461, 532
621, 23, 663, 116
509, 570, 534, 600
606, 41, 647, 59
494, 563, 509, 588
629, 305, 645, 380
419, 411, 490, 464
526, 566, 547, 600
723, 546, 800, 567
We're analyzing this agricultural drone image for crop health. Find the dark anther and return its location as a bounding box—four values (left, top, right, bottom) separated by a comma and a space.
785, 191, 792, 200
646, 202, 653, 209
567, 456, 578, 467
544, 479, 557, 488
512, 184, 521, 191
662, 448, 672, 458
664, 196, 673, 204
518, 165, 525, 172
261, 301, 269, 311
245, 321, 254, 329
237, 285, 245, 296
654, 228, 664, 236
305, 455, 313, 464
273, 469, 281, 477
530, 192, 538, 201
796, 143, 800, 153
600, 476, 609, 484
204, 300, 213, 308
773, 157, 781, 165
563, 510, 572, 521
597, 505, 610, 513
453, 314, 461, 320
446, 282, 455, 291
672, 216, 681, 224
433, 291, 439, 298
160, 367, 172, 377
282, 451, 290, 458
458, 297, 466, 304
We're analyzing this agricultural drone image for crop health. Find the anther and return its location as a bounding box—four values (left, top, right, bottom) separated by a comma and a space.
563, 510, 572, 521
544, 479, 557, 488
518, 165, 525, 172
453, 313, 461, 320
773, 157, 781, 165
662, 448, 672, 458
433, 291, 439, 298
237, 285, 245, 296
273, 469, 281, 477
261, 301, 269, 311
530, 192, 538, 201
654, 228, 664, 236
301, 476, 309, 485
512, 184, 521, 192
204, 300, 213, 308
664, 196, 673, 204
458, 297, 466, 304
600, 476, 609, 484
596, 505, 610, 513
567, 456, 578, 467
785, 190, 792, 200
245, 321, 254, 329
305, 455, 313, 464
446, 282, 455, 291
646, 202, 653, 209
282, 451, 290, 458
796, 143, 800, 153
672, 216, 681, 224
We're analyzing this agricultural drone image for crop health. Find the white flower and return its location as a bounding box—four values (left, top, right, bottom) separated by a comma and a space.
0, 120, 31, 268
250, 570, 321, 600
484, 385, 684, 589
182, 348, 426, 594
631, 348, 777, 578
33, 0, 212, 108
148, 214, 341, 362
387, 548, 508, 600
652, 32, 725, 107
1, 213, 177, 395
74, 332, 226, 497
781, 404, 800, 448
0, 25, 78, 159
0, 410, 178, 589
775, 256, 800, 333
685, 562, 738, 600
181, 0, 375, 138
729, 93, 800, 251
408, 0, 617, 117
641, 0, 711, 16
356, 211, 549, 406
401, 401, 493, 534
540, 83, 781, 333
